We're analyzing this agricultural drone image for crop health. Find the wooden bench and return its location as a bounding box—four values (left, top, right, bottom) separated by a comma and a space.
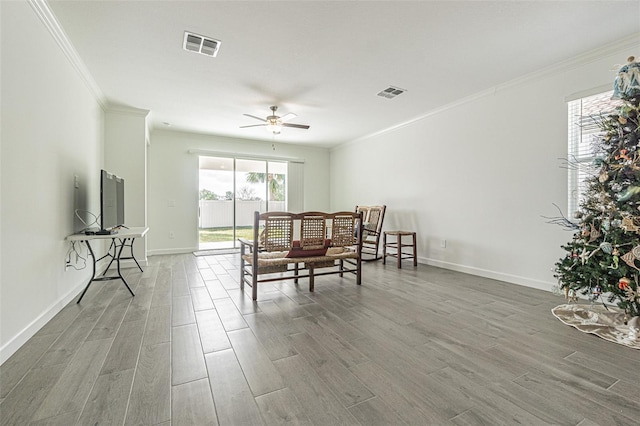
239, 211, 363, 300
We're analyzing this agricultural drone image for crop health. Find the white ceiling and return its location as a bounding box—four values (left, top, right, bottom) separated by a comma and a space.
48, 1, 640, 148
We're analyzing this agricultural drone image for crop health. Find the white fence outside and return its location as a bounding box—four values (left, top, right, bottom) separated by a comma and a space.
199, 200, 286, 228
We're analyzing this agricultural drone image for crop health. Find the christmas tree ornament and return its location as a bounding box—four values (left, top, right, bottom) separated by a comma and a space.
621, 250, 640, 271
580, 247, 592, 265
615, 148, 631, 161
617, 185, 640, 202
599, 170, 609, 183
593, 284, 603, 297
619, 277, 631, 290
621, 216, 640, 232
610, 247, 620, 269
610, 255, 620, 270
632, 245, 640, 259
564, 287, 578, 303
600, 241, 613, 254
588, 224, 602, 243
624, 286, 639, 303
612, 56, 640, 99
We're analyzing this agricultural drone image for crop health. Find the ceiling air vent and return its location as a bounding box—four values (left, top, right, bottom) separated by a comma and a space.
183, 31, 221, 57
377, 86, 406, 99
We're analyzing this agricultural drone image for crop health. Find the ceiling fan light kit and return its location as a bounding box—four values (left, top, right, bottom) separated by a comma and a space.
266, 121, 282, 134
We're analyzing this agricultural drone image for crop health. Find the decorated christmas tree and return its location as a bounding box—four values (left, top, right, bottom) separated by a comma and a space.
555, 56, 640, 321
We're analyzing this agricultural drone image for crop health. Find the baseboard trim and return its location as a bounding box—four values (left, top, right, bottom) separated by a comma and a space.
419, 256, 555, 293
148, 247, 199, 256
118, 258, 148, 269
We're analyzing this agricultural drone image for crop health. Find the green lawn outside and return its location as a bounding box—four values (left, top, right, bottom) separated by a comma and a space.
199, 226, 255, 243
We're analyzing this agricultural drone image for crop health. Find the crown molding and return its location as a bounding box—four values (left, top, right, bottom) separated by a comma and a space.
105, 104, 150, 118
28, 0, 107, 108
334, 32, 640, 152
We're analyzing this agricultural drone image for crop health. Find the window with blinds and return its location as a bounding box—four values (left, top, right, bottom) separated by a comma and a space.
567, 91, 622, 217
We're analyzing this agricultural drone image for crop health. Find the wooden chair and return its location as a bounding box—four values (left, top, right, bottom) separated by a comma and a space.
355, 205, 386, 261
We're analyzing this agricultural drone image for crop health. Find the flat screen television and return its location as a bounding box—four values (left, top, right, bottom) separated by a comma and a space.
99, 169, 125, 234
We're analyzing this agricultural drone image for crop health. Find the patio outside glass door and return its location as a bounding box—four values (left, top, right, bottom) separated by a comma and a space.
198, 156, 235, 250
198, 156, 288, 250
235, 159, 267, 243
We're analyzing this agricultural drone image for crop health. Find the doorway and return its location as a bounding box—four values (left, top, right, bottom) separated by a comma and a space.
198, 156, 288, 250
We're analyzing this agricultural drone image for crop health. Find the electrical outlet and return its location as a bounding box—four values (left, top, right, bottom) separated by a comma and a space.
440, 239, 447, 248
169, 231, 175, 239
74, 174, 80, 189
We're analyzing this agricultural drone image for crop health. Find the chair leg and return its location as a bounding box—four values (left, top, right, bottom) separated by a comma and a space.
252, 269, 258, 301
383, 233, 387, 265
239, 252, 245, 290
309, 264, 315, 292
413, 232, 417, 266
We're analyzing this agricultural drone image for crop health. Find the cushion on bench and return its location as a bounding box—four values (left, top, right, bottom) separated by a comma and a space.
285, 239, 331, 258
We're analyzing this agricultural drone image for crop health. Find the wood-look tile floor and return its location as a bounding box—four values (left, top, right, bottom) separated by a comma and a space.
1, 253, 639, 425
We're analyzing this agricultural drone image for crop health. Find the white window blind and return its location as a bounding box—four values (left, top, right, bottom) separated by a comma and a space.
567, 91, 622, 216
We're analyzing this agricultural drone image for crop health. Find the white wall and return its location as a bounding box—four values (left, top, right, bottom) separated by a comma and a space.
0, 1, 104, 362
105, 107, 149, 265
330, 41, 640, 291
147, 129, 330, 254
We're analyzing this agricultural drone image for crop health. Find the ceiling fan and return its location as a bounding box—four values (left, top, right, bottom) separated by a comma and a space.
240, 106, 310, 134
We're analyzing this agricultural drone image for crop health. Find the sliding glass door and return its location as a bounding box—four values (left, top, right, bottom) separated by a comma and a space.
198, 156, 288, 250
198, 157, 235, 250
266, 161, 287, 212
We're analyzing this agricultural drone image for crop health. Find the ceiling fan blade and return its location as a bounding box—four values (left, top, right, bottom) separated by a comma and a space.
280, 112, 297, 122
282, 123, 310, 129
243, 114, 267, 122
239, 124, 267, 128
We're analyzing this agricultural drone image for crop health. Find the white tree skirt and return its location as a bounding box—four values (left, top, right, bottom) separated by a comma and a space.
552, 304, 639, 349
